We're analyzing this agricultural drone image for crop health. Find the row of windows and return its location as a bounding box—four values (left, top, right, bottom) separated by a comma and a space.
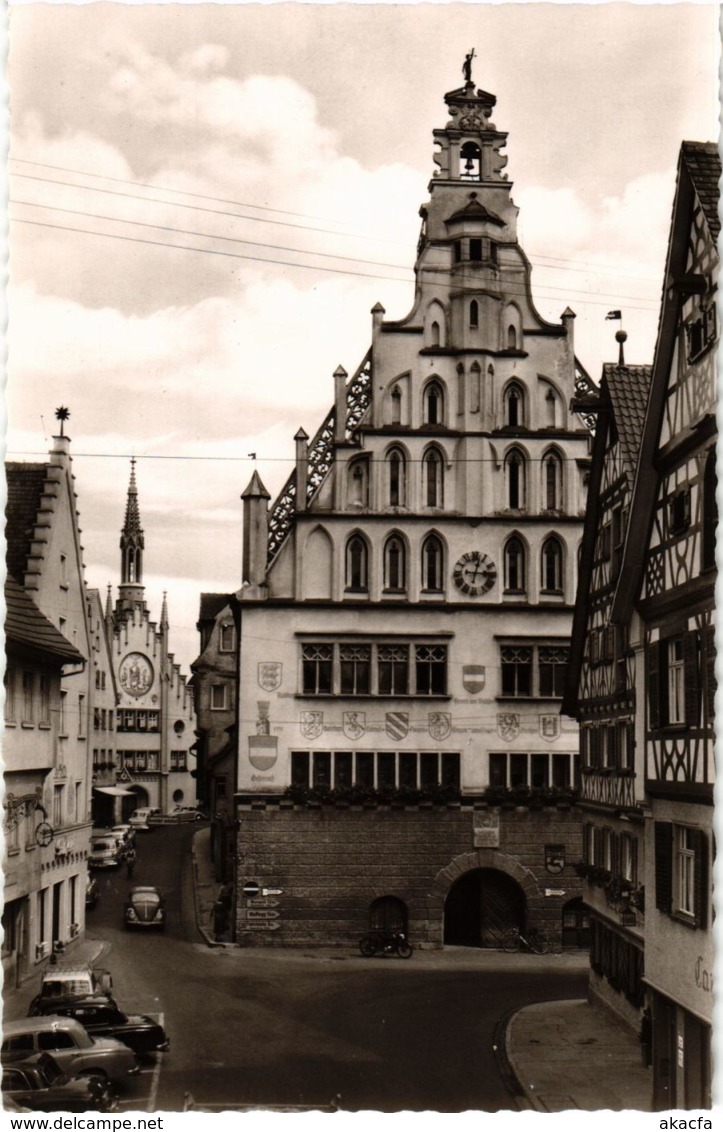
580, 721, 634, 772
489, 751, 579, 789
301, 642, 448, 697
500, 645, 569, 698
348, 444, 566, 512
290, 750, 461, 791
388, 374, 557, 429
116, 709, 160, 732
342, 533, 567, 597
4, 672, 87, 738
583, 824, 639, 886
118, 749, 188, 772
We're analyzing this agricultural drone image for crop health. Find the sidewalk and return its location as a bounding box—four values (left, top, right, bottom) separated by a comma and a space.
3, 935, 108, 1022
506, 998, 652, 1111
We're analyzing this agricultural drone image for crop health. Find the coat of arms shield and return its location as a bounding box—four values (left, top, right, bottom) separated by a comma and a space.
462, 665, 486, 694
300, 711, 323, 739
428, 712, 452, 741
343, 712, 366, 740
258, 662, 282, 691
497, 712, 520, 741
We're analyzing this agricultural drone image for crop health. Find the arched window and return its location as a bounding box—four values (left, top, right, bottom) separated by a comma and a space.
470, 362, 481, 413
542, 450, 563, 511
506, 449, 526, 509
508, 325, 517, 350
387, 448, 406, 507
505, 383, 524, 428
345, 535, 368, 592
545, 388, 557, 427
469, 300, 479, 329
384, 536, 406, 592
541, 536, 564, 593
421, 535, 444, 592
424, 448, 444, 508
460, 142, 481, 180
504, 537, 526, 593
347, 460, 368, 508
391, 385, 402, 425
424, 381, 444, 425
431, 321, 440, 347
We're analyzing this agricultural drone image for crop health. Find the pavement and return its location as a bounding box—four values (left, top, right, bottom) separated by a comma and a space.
3, 826, 653, 1113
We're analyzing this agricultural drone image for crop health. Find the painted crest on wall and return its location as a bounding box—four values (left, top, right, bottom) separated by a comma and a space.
343, 711, 366, 740
497, 713, 520, 741
539, 714, 561, 741
300, 711, 323, 740
428, 712, 452, 741
258, 662, 282, 691
385, 712, 409, 740
462, 665, 486, 694
120, 652, 153, 697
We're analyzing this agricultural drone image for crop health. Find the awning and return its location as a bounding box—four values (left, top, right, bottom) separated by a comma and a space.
93, 786, 136, 797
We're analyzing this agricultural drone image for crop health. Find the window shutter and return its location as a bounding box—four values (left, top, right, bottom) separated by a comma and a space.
693, 829, 709, 929
704, 624, 716, 724
654, 821, 673, 913
647, 641, 661, 730
684, 630, 701, 726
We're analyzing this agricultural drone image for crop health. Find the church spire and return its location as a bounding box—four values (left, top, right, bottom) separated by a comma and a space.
117, 458, 146, 616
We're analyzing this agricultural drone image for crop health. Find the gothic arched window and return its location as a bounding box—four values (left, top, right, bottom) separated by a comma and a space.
431, 321, 440, 347
421, 535, 444, 592
470, 300, 479, 329
505, 383, 524, 428
508, 325, 517, 350
424, 448, 444, 508
387, 448, 406, 507
543, 450, 563, 511
541, 536, 564, 594
505, 449, 526, 509
504, 536, 526, 593
384, 536, 406, 592
347, 459, 368, 508
345, 535, 369, 592
391, 385, 402, 425
424, 380, 444, 426
545, 388, 557, 428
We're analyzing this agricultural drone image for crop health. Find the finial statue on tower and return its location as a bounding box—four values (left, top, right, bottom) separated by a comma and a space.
463, 49, 476, 85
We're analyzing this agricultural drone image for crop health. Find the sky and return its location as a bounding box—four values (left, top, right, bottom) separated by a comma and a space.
5, 0, 720, 675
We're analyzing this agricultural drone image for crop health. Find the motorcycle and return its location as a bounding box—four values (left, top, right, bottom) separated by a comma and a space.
358, 930, 413, 959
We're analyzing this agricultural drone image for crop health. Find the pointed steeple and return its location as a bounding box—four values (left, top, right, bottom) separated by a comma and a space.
160, 590, 169, 630
104, 583, 114, 622
117, 458, 146, 617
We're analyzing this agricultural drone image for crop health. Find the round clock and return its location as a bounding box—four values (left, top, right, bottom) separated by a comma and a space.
120, 652, 154, 698
453, 551, 497, 596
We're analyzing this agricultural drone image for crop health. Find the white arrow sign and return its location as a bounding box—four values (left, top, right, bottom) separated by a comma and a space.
262, 887, 284, 896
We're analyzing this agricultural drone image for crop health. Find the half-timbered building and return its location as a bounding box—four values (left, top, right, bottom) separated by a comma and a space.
231, 69, 593, 949
563, 351, 652, 1029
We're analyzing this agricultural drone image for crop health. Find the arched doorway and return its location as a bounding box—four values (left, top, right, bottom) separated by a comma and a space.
444, 868, 525, 948
369, 896, 408, 935
561, 897, 590, 948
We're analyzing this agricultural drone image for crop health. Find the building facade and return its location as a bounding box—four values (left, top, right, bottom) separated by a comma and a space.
233, 72, 592, 948
99, 461, 196, 822
5, 433, 94, 978
612, 143, 718, 1111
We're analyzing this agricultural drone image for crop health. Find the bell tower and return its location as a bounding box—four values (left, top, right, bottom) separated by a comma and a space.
117, 458, 146, 616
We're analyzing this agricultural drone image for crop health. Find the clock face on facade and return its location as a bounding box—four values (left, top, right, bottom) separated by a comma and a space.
453, 551, 497, 596
120, 652, 154, 698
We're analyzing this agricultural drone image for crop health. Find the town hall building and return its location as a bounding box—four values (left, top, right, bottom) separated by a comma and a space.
232, 67, 593, 948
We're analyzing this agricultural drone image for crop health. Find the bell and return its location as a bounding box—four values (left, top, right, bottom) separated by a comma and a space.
464, 156, 475, 174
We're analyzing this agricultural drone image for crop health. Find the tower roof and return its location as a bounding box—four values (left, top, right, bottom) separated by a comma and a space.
122, 457, 144, 539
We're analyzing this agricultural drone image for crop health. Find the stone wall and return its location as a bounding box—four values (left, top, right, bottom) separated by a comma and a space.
235, 801, 582, 948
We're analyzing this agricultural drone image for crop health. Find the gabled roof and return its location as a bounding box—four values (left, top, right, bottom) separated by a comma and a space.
5, 576, 84, 664
445, 196, 505, 227
197, 593, 232, 626
604, 364, 653, 477
5, 462, 48, 583
681, 141, 721, 241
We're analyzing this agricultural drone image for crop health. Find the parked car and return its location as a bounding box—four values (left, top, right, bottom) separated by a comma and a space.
2, 1017, 139, 1082
124, 886, 166, 931
85, 875, 99, 910
29, 997, 170, 1058
171, 805, 207, 822
128, 807, 161, 831
89, 835, 122, 869
112, 823, 136, 848
1, 1052, 118, 1112
28, 964, 113, 1014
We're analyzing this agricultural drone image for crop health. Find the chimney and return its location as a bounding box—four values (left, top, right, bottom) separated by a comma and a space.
334, 365, 348, 443
294, 428, 309, 511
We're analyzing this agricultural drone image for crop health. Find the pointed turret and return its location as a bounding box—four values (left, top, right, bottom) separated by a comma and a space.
241, 470, 271, 590
117, 458, 146, 617
160, 590, 169, 630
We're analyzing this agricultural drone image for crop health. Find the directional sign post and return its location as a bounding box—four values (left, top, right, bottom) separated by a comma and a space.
243, 881, 261, 898
262, 887, 284, 897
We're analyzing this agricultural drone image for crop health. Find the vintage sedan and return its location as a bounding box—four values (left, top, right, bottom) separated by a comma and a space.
125, 886, 166, 931
3, 1016, 138, 1082
1, 1052, 118, 1112
32, 997, 170, 1058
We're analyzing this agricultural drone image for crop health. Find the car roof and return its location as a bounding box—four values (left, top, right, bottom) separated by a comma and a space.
4, 1016, 87, 1036
129, 886, 161, 896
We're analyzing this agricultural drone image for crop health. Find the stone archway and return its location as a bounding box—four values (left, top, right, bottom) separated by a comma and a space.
429, 849, 543, 949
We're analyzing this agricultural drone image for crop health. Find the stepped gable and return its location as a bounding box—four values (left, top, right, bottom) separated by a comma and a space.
603, 363, 653, 478
5, 463, 48, 583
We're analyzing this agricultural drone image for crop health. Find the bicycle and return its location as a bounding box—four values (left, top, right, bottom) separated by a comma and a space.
501, 926, 550, 954
359, 930, 413, 959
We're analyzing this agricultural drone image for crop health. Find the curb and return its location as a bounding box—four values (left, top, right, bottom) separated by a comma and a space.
495, 1007, 535, 1111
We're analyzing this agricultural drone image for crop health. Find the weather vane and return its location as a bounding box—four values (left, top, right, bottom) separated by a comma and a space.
55, 406, 70, 436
